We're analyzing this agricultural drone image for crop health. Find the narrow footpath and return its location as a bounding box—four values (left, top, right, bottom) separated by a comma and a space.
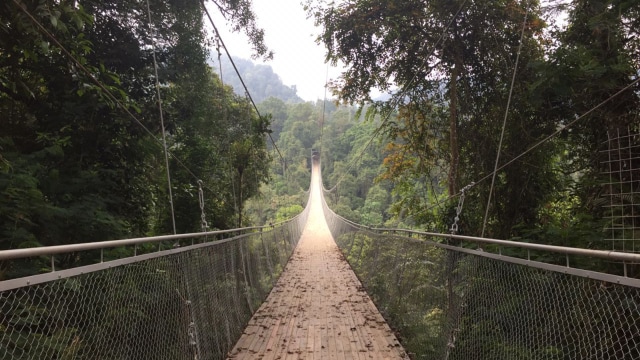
227, 162, 407, 359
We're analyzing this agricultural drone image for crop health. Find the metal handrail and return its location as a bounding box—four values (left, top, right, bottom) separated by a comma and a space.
0, 225, 274, 261
0, 165, 314, 263
369, 228, 640, 263
319, 189, 640, 264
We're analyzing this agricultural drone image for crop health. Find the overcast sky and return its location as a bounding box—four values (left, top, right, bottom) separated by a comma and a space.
204, 1, 567, 102
205, 0, 342, 102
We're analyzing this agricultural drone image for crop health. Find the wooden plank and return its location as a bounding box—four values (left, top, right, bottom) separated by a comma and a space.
226, 165, 407, 360
306, 324, 315, 357
244, 303, 279, 356
313, 320, 323, 360
338, 324, 356, 360
282, 293, 301, 359
295, 303, 309, 359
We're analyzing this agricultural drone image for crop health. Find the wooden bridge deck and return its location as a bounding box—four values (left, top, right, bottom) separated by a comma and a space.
227, 164, 407, 359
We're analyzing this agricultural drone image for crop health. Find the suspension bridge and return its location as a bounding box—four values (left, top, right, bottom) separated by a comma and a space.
3, 0, 640, 358
1, 155, 640, 359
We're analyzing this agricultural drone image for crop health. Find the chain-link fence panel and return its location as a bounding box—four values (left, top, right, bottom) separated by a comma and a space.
0, 218, 306, 360
320, 197, 640, 360
331, 230, 640, 360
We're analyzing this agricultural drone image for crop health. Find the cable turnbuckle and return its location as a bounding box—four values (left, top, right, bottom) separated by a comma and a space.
450, 182, 475, 235
197, 180, 208, 232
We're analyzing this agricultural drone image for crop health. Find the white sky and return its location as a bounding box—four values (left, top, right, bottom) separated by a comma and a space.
205, 0, 343, 102
204, 1, 565, 102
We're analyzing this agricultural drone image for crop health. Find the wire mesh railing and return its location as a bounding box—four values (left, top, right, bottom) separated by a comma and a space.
0, 205, 309, 360
321, 195, 640, 359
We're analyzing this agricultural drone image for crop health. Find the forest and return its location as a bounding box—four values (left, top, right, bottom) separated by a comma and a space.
275, 0, 640, 254
2, 0, 640, 274
1, 0, 639, 358
253, 0, 640, 253
0, 0, 275, 279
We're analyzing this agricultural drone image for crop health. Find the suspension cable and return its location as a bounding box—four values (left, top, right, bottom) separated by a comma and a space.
200, 1, 285, 166
425, 75, 640, 223
481, 0, 531, 238
477, 76, 640, 188
146, 0, 177, 235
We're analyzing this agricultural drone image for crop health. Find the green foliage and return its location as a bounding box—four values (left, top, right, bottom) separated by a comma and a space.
1, 1, 138, 260
0, 0, 272, 278
247, 96, 394, 226
308, 0, 556, 238
274, 204, 304, 223
336, 232, 451, 357
1, 229, 300, 359
306, 0, 640, 248
531, 0, 640, 253
336, 230, 640, 359
299, 3, 640, 353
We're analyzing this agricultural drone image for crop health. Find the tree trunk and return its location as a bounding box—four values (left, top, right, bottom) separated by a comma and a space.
448, 52, 460, 197
445, 27, 465, 360
237, 170, 243, 228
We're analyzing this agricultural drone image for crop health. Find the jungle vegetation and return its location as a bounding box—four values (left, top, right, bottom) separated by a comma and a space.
1, 1, 639, 358
1, 0, 638, 276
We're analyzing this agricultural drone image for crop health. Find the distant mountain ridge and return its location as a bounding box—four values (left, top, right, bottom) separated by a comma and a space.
209, 56, 303, 104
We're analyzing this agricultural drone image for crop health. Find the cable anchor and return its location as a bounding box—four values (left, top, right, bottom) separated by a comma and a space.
450, 182, 475, 235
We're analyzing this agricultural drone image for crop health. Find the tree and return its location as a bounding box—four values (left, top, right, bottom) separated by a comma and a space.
309, 0, 557, 239
258, 97, 289, 143
1, 1, 144, 260
0, 0, 273, 277
526, 0, 640, 250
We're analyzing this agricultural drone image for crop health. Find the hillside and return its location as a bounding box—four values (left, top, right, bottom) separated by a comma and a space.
209, 56, 303, 104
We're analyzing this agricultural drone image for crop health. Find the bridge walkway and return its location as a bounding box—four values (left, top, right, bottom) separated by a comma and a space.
227, 164, 407, 359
